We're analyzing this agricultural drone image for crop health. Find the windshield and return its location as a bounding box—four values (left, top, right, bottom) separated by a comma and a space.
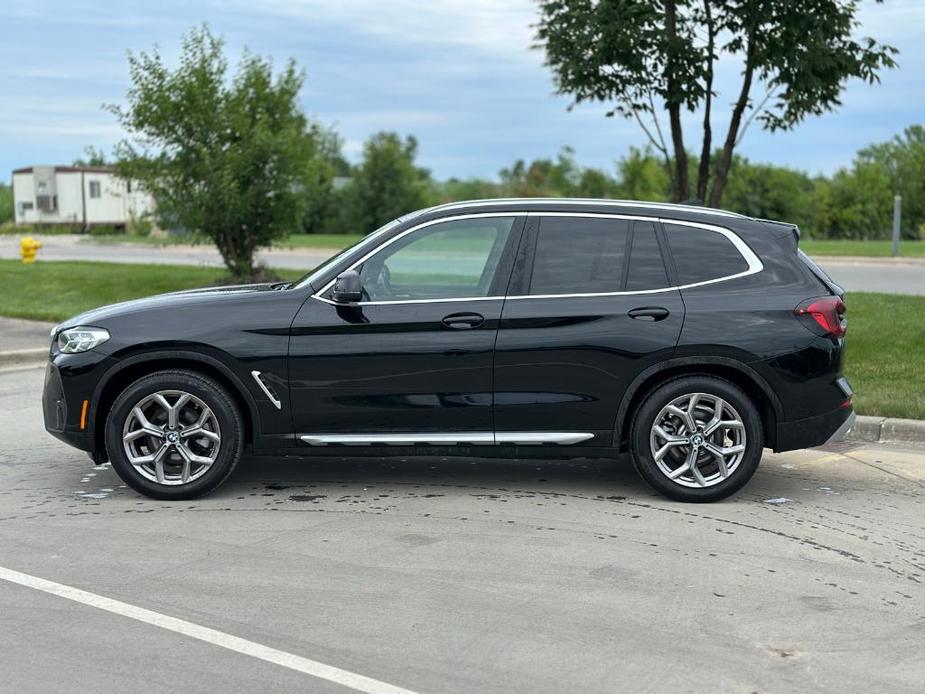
291, 215, 411, 290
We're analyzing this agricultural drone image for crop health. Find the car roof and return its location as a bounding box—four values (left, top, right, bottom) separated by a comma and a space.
416, 198, 750, 226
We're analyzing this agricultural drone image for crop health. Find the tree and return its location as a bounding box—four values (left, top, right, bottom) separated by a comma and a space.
109, 25, 328, 279
613, 147, 672, 201
536, 0, 897, 207
722, 156, 815, 230
73, 146, 110, 167
348, 132, 431, 232
854, 125, 925, 239
0, 183, 12, 224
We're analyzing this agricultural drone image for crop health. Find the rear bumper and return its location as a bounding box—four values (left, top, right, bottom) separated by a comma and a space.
774, 404, 855, 452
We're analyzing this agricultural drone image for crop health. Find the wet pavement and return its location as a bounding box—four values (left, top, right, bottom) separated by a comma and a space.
1, 365, 924, 692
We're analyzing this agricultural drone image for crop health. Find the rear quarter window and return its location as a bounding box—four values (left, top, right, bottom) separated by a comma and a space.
665, 224, 749, 285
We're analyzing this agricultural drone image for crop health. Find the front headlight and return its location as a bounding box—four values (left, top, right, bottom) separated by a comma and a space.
57, 326, 110, 354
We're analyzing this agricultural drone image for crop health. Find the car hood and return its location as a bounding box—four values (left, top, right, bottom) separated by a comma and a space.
56, 282, 282, 331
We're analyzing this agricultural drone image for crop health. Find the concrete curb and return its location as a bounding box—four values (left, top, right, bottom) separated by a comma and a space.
0, 348, 47, 368
848, 415, 925, 446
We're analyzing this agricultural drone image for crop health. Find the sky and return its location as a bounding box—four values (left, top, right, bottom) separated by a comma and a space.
1, 0, 923, 183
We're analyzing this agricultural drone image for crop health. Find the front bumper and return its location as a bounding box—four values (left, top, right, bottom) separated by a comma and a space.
42, 351, 115, 454
774, 404, 855, 452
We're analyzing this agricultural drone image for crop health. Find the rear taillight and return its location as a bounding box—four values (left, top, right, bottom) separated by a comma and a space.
795, 297, 847, 338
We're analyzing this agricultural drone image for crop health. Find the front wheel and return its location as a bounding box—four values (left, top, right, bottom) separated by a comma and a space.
629, 375, 763, 502
105, 369, 243, 500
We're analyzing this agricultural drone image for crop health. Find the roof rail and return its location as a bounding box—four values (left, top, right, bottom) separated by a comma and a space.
426, 197, 747, 219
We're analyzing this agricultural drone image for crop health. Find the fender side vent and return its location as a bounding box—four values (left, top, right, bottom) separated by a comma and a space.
251, 370, 282, 410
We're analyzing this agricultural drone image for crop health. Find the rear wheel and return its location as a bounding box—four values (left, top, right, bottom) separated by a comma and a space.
105, 370, 243, 500
629, 375, 763, 502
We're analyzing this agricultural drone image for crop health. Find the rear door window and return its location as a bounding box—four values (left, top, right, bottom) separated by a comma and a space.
529, 217, 630, 295
625, 221, 670, 291
664, 224, 749, 285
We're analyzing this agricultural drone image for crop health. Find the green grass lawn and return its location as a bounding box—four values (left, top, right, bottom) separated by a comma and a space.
842, 292, 925, 420
0, 260, 920, 419
800, 239, 925, 258
0, 260, 301, 322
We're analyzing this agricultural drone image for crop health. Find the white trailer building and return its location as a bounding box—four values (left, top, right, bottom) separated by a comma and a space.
12, 165, 154, 229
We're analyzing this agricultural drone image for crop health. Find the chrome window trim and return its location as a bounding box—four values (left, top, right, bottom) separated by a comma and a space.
312, 212, 521, 302
300, 431, 594, 446
310, 212, 763, 307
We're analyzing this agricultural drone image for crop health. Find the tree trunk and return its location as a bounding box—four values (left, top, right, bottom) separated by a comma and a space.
709, 36, 755, 208
695, 0, 715, 204
665, 0, 690, 202
217, 230, 256, 281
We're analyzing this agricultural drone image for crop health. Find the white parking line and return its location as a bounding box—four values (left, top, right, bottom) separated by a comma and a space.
0, 565, 417, 694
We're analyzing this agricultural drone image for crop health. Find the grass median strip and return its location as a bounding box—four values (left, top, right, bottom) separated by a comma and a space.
0, 260, 302, 322
0, 260, 921, 419
800, 239, 925, 258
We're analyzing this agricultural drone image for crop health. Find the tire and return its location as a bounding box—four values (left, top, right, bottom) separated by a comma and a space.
629, 375, 763, 502
105, 369, 243, 500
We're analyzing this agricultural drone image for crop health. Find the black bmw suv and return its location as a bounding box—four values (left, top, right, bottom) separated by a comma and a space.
43, 199, 854, 502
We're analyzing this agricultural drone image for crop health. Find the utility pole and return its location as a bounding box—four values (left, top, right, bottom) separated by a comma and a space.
892, 194, 901, 257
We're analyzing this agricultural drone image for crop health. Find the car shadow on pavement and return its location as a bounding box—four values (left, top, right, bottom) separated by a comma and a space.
217, 453, 655, 504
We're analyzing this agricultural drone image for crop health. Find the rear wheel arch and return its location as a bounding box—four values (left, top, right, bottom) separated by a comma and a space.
613, 357, 782, 451
92, 351, 257, 454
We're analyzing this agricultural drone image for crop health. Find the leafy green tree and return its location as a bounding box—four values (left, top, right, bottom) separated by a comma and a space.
72, 146, 109, 167
822, 160, 894, 239
109, 25, 329, 279
301, 124, 348, 235
431, 178, 503, 205
536, 0, 897, 207
498, 147, 619, 198
348, 132, 431, 232
854, 125, 925, 239
613, 147, 671, 201
0, 183, 13, 224
722, 156, 815, 230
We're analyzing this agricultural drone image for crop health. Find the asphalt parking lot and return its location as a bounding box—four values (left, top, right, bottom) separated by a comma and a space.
2, 364, 924, 693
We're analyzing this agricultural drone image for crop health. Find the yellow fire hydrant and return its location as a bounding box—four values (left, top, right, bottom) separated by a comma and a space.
20, 236, 42, 263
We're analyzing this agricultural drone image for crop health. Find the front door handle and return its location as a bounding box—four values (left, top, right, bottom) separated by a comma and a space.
628, 306, 670, 321
441, 312, 485, 330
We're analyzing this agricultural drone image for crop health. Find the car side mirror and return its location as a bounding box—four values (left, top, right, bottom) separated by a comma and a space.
332, 270, 363, 304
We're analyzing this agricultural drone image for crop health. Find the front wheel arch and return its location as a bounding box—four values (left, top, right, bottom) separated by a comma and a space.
93, 352, 257, 456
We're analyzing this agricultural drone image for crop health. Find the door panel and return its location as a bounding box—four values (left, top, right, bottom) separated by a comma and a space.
493, 293, 684, 444
289, 299, 502, 434
493, 215, 684, 446
288, 215, 524, 438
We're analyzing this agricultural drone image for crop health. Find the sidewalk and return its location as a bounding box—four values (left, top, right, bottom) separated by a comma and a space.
0, 317, 54, 352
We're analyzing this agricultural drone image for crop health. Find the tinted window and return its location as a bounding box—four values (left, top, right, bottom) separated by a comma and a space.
625, 221, 669, 291
358, 217, 515, 301
530, 217, 630, 295
665, 224, 749, 285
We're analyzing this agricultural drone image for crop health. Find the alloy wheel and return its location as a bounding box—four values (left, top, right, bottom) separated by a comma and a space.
121, 389, 221, 485
649, 392, 746, 488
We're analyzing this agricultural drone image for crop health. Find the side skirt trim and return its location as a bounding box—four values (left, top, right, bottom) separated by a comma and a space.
299, 432, 594, 446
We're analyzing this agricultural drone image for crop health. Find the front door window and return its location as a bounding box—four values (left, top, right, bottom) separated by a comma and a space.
358, 217, 516, 302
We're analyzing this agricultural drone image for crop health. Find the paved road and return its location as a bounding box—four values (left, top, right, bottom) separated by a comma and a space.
1, 365, 924, 692
816, 258, 925, 296
0, 234, 331, 272
2, 234, 923, 294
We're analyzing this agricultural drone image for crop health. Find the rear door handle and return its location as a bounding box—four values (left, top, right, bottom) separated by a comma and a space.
441, 312, 485, 329
628, 306, 670, 321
